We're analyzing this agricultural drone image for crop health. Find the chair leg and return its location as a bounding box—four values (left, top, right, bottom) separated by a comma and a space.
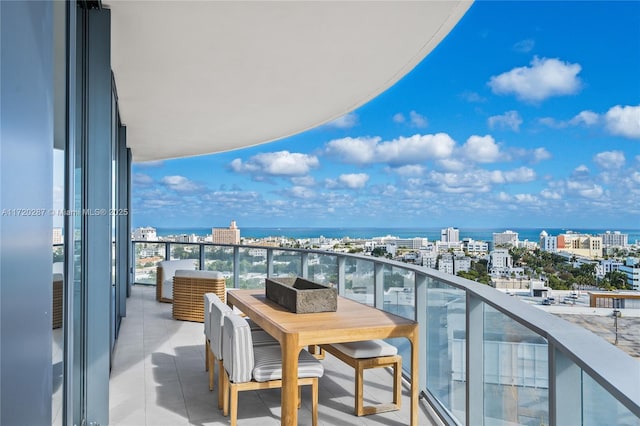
298, 386, 302, 409
312, 378, 319, 426
392, 359, 402, 408
208, 350, 215, 391
218, 359, 225, 409
205, 339, 209, 371
355, 363, 365, 416
229, 383, 238, 426
222, 370, 230, 416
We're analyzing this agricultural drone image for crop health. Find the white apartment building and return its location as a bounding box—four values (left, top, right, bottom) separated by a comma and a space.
597, 259, 623, 278
490, 248, 512, 269
212, 220, 240, 244
493, 230, 519, 247
462, 238, 489, 254
441, 227, 459, 243
454, 256, 471, 274
436, 241, 463, 252
599, 231, 628, 248
539, 231, 557, 253
421, 251, 438, 269
133, 226, 157, 241
438, 253, 454, 275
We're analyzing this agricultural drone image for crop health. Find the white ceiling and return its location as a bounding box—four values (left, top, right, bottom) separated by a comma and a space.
107, 1, 472, 162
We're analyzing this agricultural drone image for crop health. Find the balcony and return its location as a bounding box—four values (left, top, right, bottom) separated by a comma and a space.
129, 241, 640, 425
111, 285, 432, 425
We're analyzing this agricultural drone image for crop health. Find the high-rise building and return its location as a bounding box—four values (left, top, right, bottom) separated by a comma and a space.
212, 220, 240, 244
599, 231, 628, 248
558, 233, 603, 259
440, 227, 459, 243
493, 230, 519, 247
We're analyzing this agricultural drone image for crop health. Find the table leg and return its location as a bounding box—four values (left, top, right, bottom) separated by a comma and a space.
281, 335, 300, 426
410, 328, 419, 426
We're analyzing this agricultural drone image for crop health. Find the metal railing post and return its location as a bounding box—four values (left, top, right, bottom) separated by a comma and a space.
466, 294, 484, 424
199, 242, 205, 270
233, 246, 240, 288
337, 255, 346, 295
374, 262, 384, 309
267, 248, 273, 278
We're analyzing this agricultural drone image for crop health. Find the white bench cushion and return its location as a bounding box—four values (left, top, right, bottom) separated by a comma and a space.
175, 270, 224, 279
252, 345, 324, 382
331, 339, 397, 359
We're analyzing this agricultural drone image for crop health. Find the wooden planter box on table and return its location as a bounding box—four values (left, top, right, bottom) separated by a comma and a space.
265, 277, 337, 313
173, 270, 226, 322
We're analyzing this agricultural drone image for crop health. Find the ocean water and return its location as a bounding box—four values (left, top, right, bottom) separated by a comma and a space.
154, 227, 640, 244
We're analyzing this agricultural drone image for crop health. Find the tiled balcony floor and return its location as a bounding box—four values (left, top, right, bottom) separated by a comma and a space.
110, 285, 436, 426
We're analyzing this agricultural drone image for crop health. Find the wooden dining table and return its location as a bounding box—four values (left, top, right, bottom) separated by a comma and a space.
226, 289, 419, 426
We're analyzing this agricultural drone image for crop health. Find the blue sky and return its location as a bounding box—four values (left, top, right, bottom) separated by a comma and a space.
132, 1, 640, 230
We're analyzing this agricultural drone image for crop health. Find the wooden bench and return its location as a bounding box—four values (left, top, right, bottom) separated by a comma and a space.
320, 340, 401, 416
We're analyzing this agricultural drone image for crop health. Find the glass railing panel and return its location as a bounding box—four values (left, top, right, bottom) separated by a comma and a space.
134, 242, 166, 284
344, 257, 374, 305
483, 305, 548, 426
203, 245, 234, 288
427, 278, 467, 424
383, 266, 415, 320
169, 243, 200, 269
238, 247, 267, 289
307, 253, 337, 287
582, 371, 640, 426
272, 250, 301, 278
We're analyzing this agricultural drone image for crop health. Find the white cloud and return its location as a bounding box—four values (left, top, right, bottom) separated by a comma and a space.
488, 111, 523, 131
605, 105, 640, 139
392, 113, 405, 123
503, 167, 537, 183
230, 151, 319, 176
488, 57, 582, 102
513, 39, 535, 53
532, 147, 552, 162
437, 158, 466, 172
339, 173, 369, 189
461, 135, 502, 163
409, 111, 428, 128
392, 165, 425, 176
291, 176, 316, 186
569, 110, 599, 126
325, 112, 358, 129
541, 189, 561, 200
161, 175, 201, 192
460, 91, 487, 103
376, 133, 455, 165
593, 151, 626, 169
392, 111, 428, 128
497, 192, 512, 202
133, 173, 153, 185
325, 137, 380, 164
326, 134, 455, 166
288, 186, 315, 199
514, 193, 538, 203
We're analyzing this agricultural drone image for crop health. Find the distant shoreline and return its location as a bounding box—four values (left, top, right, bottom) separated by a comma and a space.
143, 227, 640, 243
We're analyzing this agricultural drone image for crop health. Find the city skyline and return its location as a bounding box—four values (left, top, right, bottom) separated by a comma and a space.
131, 1, 640, 229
